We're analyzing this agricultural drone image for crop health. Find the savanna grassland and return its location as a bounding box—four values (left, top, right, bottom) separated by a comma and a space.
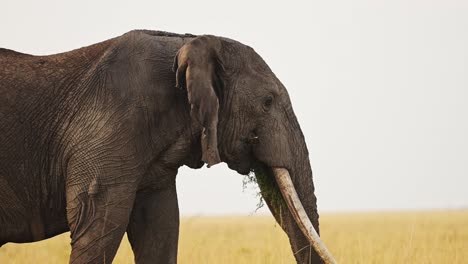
1, 211, 467, 264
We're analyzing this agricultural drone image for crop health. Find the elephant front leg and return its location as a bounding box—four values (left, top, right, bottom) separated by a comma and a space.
65, 148, 140, 264
127, 186, 180, 264
66, 182, 137, 264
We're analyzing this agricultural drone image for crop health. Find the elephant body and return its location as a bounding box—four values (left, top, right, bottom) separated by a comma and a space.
0, 30, 329, 263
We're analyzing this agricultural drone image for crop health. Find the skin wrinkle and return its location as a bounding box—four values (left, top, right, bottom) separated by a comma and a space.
48, 45, 115, 217
1, 39, 116, 242
0, 30, 323, 264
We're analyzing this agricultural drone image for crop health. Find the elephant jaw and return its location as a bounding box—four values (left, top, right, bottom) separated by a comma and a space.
272, 167, 337, 264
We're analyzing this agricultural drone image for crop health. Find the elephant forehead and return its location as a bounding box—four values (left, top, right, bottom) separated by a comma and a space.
237, 71, 281, 95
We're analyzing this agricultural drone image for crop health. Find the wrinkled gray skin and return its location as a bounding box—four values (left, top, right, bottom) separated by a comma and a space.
0, 30, 322, 264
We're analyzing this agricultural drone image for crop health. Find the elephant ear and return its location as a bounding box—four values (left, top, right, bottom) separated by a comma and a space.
173, 36, 222, 167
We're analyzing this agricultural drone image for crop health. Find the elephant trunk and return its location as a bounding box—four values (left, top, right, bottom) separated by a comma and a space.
272, 168, 336, 264
254, 103, 336, 263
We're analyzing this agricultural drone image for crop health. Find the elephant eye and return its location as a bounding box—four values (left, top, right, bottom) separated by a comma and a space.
262, 96, 273, 111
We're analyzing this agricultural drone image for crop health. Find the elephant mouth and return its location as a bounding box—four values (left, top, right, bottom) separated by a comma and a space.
226, 159, 252, 175
251, 162, 337, 264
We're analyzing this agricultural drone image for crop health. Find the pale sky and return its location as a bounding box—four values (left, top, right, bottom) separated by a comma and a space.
2, 0, 467, 215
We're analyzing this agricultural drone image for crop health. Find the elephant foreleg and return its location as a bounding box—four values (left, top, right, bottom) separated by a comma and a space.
66, 182, 136, 264
65, 146, 140, 264
127, 186, 180, 264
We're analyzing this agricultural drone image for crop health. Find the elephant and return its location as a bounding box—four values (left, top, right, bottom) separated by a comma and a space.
0, 30, 335, 264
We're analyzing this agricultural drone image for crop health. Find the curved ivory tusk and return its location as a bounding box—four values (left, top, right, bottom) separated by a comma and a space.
272, 167, 337, 264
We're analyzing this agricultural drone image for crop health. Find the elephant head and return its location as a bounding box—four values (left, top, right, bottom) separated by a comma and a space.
173, 35, 336, 264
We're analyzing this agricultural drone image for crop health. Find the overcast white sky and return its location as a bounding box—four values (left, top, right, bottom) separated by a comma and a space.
2, 0, 467, 215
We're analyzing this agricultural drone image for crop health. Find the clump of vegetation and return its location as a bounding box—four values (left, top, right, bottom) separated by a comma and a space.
243, 164, 285, 211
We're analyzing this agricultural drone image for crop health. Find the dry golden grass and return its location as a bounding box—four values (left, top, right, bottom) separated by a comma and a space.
1, 211, 467, 263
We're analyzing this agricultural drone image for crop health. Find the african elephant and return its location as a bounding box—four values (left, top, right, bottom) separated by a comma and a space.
0, 30, 335, 264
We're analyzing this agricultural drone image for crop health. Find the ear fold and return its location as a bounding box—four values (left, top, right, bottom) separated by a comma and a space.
173, 36, 222, 167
